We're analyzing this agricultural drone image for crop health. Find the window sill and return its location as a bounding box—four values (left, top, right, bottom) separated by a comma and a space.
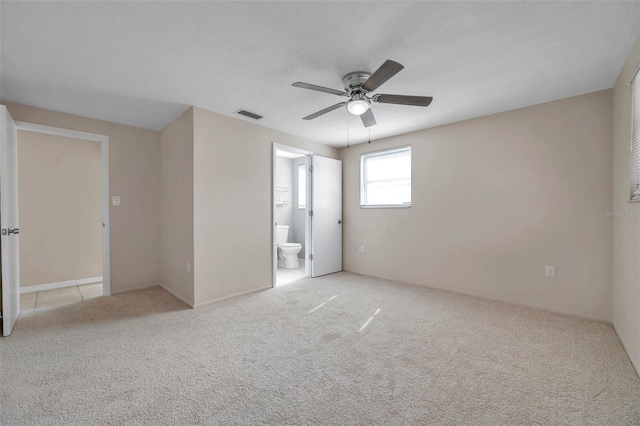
360, 204, 411, 209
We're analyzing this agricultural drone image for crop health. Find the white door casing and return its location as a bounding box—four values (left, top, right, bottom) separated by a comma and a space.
1, 106, 20, 336
311, 155, 342, 277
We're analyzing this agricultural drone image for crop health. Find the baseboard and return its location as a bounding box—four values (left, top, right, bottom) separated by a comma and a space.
20, 276, 103, 294
343, 270, 613, 324
193, 285, 272, 308
613, 322, 640, 377
159, 283, 194, 308
110, 283, 159, 295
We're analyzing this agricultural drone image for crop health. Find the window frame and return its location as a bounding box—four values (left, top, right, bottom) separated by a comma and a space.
360, 145, 412, 209
297, 163, 307, 209
631, 65, 640, 202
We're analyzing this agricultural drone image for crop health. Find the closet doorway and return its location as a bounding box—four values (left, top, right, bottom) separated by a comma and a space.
15, 122, 110, 312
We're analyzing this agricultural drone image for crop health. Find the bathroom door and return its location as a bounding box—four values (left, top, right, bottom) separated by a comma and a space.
1, 106, 20, 336
310, 155, 342, 277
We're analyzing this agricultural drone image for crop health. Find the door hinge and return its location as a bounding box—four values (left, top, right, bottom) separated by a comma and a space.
309, 254, 313, 261
309, 210, 313, 217
309, 166, 313, 173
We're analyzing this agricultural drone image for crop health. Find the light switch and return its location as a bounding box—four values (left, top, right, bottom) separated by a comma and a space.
112, 196, 121, 206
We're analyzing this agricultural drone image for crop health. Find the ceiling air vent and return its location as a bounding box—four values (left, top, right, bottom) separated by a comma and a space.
234, 109, 263, 120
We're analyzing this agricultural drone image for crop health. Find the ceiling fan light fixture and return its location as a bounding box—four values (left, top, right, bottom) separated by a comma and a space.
346, 95, 371, 116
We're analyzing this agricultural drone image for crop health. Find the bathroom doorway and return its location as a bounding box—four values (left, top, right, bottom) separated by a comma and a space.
273, 144, 311, 286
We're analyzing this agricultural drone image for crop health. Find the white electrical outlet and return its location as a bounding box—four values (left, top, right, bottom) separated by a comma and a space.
360, 246, 365, 254
546, 266, 556, 278
112, 196, 120, 206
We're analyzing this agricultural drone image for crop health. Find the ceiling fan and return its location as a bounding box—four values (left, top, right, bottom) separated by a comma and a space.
292, 59, 433, 128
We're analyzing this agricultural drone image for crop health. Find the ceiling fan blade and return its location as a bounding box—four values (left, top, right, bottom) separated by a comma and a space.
360, 108, 376, 128
361, 60, 404, 92
374, 94, 433, 107
303, 102, 346, 120
292, 82, 347, 96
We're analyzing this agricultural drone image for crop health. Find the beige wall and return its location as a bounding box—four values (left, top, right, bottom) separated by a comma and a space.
2, 102, 162, 294
17, 131, 101, 287
192, 107, 338, 306
340, 90, 613, 322
613, 34, 640, 374
159, 108, 194, 306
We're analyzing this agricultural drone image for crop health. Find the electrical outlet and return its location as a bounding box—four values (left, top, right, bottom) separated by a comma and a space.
112, 196, 120, 206
546, 266, 555, 278
360, 246, 365, 254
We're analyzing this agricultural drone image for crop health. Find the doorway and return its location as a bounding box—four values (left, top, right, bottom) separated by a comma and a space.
14, 122, 111, 310
273, 144, 311, 286
272, 143, 343, 287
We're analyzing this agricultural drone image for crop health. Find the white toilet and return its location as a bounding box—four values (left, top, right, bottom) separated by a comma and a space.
276, 225, 302, 269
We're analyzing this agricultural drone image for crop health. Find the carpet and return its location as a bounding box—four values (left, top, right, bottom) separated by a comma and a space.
1, 272, 638, 425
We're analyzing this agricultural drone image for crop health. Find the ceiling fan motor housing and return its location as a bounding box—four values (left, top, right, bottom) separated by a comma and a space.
343, 72, 371, 93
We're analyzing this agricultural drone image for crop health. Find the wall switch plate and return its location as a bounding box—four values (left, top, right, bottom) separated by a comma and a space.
546, 266, 556, 278
360, 246, 365, 254
112, 196, 121, 206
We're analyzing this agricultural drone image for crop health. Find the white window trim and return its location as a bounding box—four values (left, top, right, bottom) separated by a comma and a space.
298, 163, 306, 209
360, 145, 412, 209
631, 64, 640, 202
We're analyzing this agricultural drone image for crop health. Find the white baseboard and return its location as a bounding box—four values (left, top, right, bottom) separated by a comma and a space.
159, 283, 194, 308
21, 276, 103, 294
613, 322, 640, 378
343, 270, 613, 324
193, 285, 272, 308
110, 283, 159, 295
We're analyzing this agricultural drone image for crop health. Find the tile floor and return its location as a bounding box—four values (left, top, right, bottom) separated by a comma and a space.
276, 259, 306, 286
20, 283, 103, 311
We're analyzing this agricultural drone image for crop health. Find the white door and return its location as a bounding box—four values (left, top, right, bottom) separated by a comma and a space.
311, 155, 342, 277
1, 106, 19, 336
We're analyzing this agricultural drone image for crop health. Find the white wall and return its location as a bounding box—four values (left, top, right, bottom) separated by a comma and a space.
2, 102, 161, 294
340, 90, 613, 322
613, 34, 640, 374
159, 108, 195, 306
17, 130, 102, 287
192, 107, 338, 306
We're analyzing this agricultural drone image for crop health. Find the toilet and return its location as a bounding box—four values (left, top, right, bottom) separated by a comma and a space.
276, 225, 302, 269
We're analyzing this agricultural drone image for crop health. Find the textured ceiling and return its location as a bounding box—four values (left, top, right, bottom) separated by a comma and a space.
1, 1, 639, 147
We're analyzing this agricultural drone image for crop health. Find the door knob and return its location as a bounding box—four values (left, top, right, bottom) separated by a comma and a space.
8, 228, 19, 235
338, 220, 342, 224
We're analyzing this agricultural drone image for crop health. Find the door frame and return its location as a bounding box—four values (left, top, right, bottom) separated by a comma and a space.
272, 142, 312, 287
14, 122, 111, 296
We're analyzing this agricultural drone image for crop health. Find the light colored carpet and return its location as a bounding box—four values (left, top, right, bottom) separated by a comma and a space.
1, 272, 638, 425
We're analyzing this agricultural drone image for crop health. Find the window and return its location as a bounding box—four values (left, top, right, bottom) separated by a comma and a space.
361, 146, 411, 208
298, 164, 306, 209
632, 69, 640, 201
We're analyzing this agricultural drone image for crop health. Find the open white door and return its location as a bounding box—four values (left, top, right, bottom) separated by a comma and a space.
1, 106, 20, 336
310, 155, 342, 277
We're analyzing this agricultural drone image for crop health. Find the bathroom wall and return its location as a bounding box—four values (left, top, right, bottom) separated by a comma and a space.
275, 156, 293, 229
292, 156, 307, 258
340, 89, 613, 322
612, 33, 640, 374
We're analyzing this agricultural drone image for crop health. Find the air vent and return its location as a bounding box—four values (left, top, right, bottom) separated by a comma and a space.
234, 109, 263, 120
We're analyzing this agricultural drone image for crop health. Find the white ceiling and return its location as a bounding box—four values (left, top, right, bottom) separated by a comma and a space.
1, 1, 639, 147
